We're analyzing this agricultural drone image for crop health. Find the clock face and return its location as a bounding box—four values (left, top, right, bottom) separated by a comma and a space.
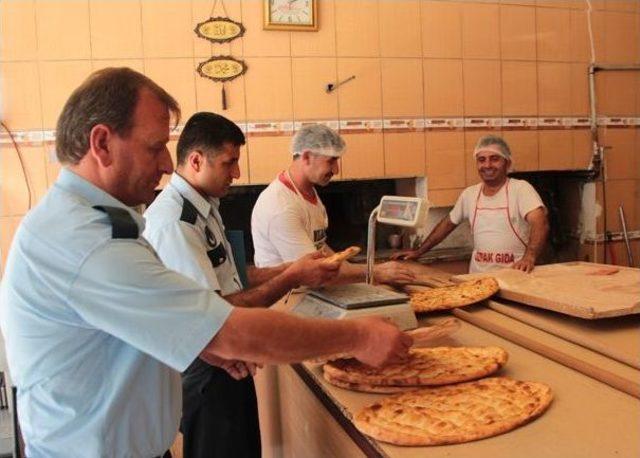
269, 0, 313, 26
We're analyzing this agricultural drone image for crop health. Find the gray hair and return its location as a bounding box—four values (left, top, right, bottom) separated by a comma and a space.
291, 124, 346, 158
474, 135, 512, 161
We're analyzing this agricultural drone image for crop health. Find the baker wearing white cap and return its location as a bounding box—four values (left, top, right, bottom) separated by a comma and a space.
251, 123, 416, 284
393, 135, 549, 273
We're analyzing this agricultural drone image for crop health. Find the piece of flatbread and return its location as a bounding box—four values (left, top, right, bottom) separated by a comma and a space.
322, 246, 361, 264
354, 377, 553, 446
308, 318, 461, 364
322, 371, 415, 394
410, 277, 499, 313
323, 346, 508, 387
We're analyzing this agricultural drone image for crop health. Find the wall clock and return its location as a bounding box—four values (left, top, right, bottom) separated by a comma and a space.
264, 0, 318, 31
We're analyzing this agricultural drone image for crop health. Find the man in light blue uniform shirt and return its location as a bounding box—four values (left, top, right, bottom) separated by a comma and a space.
0, 68, 412, 457
145, 113, 337, 458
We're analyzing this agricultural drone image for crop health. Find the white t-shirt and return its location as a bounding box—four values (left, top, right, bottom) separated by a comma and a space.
252, 174, 328, 267
449, 178, 544, 254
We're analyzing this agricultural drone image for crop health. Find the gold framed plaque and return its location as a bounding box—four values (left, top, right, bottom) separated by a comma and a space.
197, 56, 247, 82
195, 17, 245, 43
263, 0, 318, 31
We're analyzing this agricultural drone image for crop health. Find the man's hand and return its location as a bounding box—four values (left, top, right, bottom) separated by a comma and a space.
390, 249, 421, 261
200, 353, 261, 380
351, 317, 412, 367
512, 254, 535, 273
373, 261, 417, 285
286, 251, 341, 288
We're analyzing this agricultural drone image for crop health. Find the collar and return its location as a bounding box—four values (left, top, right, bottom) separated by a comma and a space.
56, 168, 145, 231
169, 172, 217, 218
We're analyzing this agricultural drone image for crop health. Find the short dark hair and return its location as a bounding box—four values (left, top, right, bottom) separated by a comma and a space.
176, 112, 245, 165
55, 67, 180, 165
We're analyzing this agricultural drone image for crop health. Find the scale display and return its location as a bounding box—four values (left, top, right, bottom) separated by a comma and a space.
377, 196, 427, 227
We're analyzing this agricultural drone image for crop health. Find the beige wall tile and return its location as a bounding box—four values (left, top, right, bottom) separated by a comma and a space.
335, 0, 380, 57
39, 60, 93, 128
502, 61, 538, 116
379, 0, 421, 57
604, 0, 638, 13
424, 59, 464, 117
0, 145, 47, 216
570, 63, 590, 116
145, 59, 197, 123
539, 129, 573, 170
600, 128, 636, 180
602, 179, 637, 232
501, 0, 536, 6
421, 1, 462, 58
0, 62, 42, 130
241, 0, 290, 57
596, 71, 638, 116
383, 132, 425, 177
195, 66, 247, 124
536, 1, 584, 9
464, 130, 497, 186
340, 132, 384, 179
572, 129, 592, 169
428, 188, 462, 207
1, 216, 23, 274
292, 57, 338, 120
425, 131, 466, 189
381, 59, 423, 118
462, 3, 500, 59
463, 60, 502, 116
570, 9, 592, 62
500, 5, 536, 60
192, 0, 243, 58
141, 0, 193, 58
503, 130, 539, 171
244, 57, 293, 121
336, 58, 382, 119
247, 135, 292, 184
90, 0, 142, 59
604, 11, 640, 64
536, 7, 571, 61
291, 0, 336, 56
537, 62, 572, 115
91, 59, 145, 73
0, 0, 38, 61
35, 0, 91, 60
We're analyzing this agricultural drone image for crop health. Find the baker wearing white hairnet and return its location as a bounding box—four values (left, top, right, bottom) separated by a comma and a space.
251, 123, 416, 285
393, 135, 549, 273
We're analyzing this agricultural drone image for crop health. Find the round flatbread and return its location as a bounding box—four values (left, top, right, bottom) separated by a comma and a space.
323, 346, 508, 387
354, 377, 553, 446
410, 277, 499, 313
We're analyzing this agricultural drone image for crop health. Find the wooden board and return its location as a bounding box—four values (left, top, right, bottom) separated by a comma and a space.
453, 262, 640, 319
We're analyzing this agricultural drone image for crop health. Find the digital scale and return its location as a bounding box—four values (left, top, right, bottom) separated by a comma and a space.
292, 195, 429, 330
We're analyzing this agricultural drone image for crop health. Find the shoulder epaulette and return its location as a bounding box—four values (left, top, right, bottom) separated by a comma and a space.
93, 205, 139, 239
180, 197, 198, 225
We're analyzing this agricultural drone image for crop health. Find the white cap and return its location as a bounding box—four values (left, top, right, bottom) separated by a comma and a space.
292, 124, 346, 157
473, 143, 511, 161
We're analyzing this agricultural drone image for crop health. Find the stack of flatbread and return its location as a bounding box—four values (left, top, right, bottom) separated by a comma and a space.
323, 346, 508, 393
354, 377, 553, 446
409, 277, 499, 313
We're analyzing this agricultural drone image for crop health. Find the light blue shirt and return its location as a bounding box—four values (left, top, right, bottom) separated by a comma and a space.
0, 169, 233, 458
144, 173, 242, 295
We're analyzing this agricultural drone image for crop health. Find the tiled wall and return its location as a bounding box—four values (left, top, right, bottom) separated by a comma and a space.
1, 0, 640, 269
